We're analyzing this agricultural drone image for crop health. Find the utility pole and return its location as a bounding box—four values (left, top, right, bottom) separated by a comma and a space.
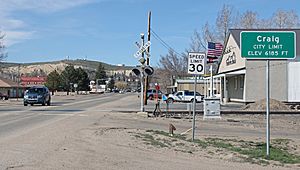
17, 64, 20, 101
144, 11, 151, 105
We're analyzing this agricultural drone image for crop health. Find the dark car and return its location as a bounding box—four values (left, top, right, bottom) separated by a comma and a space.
0, 92, 9, 100
23, 86, 51, 106
146, 89, 163, 100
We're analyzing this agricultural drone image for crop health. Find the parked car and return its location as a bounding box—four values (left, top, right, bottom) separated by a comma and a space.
0, 92, 9, 100
146, 89, 163, 100
23, 86, 51, 106
167, 90, 204, 103
112, 89, 119, 93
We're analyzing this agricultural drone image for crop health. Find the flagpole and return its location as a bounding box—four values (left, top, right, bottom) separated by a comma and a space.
207, 41, 223, 98
210, 64, 213, 97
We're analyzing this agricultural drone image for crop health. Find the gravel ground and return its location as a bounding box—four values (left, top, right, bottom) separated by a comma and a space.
0, 94, 299, 170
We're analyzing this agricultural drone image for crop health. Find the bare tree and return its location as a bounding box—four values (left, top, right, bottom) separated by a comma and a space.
189, 23, 216, 53
151, 68, 172, 92
158, 50, 186, 79
258, 18, 273, 29
190, 30, 203, 52
0, 31, 7, 62
216, 4, 235, 44
240, 11, 259, 29
272, 9, 300, 28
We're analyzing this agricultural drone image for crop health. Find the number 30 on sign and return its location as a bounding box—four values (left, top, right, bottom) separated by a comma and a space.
188, 52, 206, 75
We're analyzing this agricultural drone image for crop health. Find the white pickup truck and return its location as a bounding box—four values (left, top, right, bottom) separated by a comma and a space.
167, 90, 204, 103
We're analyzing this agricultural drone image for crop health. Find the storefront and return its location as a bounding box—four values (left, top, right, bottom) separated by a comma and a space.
0, 77, 24, 98
217, 29, 300, 104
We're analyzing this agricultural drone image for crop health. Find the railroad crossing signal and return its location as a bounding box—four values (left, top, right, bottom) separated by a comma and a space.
134, 41, 151, 58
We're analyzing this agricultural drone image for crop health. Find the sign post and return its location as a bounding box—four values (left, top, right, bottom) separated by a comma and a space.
188, 52, 206, 141
240, 31, 296, 157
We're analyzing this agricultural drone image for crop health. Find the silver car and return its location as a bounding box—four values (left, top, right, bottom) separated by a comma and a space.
24, 86, 51, 106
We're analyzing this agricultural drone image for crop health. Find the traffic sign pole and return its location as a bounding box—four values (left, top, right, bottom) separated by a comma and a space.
192, 74, 197, 141
188, 52, 206, 142
266, 60, 270, 157
241, 31, 297, 157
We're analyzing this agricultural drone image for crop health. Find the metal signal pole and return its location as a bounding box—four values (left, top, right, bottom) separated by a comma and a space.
144, 11, 151, 105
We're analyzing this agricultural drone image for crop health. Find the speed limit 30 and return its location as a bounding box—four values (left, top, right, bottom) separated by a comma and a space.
188, 52, 206, 75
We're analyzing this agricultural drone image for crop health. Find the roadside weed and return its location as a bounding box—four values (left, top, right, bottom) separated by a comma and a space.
132, 130, 300, 166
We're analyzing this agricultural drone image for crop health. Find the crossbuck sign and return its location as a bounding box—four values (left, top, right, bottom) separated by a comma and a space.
188, 52, 206, 75
134, 41, 151, 58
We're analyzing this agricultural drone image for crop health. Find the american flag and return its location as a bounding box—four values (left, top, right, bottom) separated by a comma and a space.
207, 42, 223, 63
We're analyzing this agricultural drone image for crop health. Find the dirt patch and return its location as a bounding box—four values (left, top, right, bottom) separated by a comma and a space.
243, 99, 291, 111
131, 130, 300, 168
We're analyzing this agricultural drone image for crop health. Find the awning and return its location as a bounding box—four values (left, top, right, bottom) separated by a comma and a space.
212, 69, 246, 79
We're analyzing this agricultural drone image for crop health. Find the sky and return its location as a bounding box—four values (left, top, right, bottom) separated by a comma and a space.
0, 0, 299, 66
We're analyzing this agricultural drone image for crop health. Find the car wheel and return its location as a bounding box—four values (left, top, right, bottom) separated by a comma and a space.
30, 104, 34, 106
24, 103, 27, 106
167, 98, 174, 104
42, 102, 45, 106
47, 100, 51, 106
191, 98, 197, 103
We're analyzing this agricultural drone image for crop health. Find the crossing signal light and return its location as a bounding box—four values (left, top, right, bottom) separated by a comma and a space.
144, 66, 154, 76
132, 68, 141, 76
132, 66, 154, 76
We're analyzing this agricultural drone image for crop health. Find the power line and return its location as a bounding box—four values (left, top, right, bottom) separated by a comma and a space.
151, 28, 184, 57
151, 28, 292, 72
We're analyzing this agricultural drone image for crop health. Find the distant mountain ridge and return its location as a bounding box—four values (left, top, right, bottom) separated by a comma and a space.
0, 59, 133, 71
0, 59, 134, 79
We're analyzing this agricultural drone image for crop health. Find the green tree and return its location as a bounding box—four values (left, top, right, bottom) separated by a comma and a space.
75, 67, 90, 91
95, 63, 107, 84
61, 65, 77, 94
45, 70, 61, 95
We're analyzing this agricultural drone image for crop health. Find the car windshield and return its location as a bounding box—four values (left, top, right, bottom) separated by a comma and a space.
176, 92, 183, 96
27, 88, 44, 94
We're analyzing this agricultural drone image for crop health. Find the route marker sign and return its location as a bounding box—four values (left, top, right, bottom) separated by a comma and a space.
188, 52, 206, 75
240, 31, 296, 59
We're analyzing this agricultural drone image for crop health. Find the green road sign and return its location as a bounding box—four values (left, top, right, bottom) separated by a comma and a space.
240, 31, 296, 59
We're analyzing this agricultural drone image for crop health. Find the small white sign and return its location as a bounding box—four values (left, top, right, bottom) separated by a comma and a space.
188, 52, 206, 75
134, 41, 151, 58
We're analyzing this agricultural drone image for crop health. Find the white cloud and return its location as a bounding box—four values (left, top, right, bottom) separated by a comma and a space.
0, 0, 97, 13
0, 0, 97, 46
3, 31, 35, 46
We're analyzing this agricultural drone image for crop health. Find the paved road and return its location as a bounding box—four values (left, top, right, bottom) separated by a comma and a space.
0, 93, 135, 138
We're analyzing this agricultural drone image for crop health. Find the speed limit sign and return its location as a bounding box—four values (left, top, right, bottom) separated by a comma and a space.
188, 52, 206, 75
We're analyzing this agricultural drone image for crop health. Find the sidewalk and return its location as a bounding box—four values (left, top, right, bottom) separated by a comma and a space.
0, 99, 23, 106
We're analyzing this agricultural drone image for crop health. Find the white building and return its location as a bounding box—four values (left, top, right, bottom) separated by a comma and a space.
216, 29, 300, 103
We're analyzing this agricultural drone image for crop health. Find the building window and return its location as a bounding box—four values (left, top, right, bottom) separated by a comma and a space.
240, 76, 244, 89
234, 77, 238, 90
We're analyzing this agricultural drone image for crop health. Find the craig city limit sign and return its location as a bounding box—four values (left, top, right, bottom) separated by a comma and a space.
240, 31, 296, 59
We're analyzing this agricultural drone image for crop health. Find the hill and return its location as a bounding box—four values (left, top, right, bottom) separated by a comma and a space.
0, 59, 134, 79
